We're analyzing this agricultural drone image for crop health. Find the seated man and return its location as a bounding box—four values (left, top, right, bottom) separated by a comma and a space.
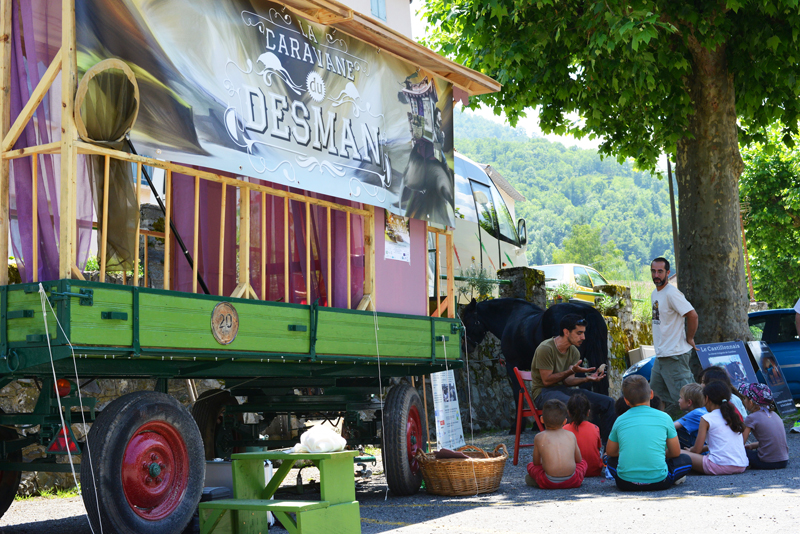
526, 399, 587, 489
529, 313, 616, 442
605, 375, 692, 491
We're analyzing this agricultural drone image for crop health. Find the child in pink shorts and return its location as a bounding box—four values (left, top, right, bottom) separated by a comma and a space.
683, 382, 748, 475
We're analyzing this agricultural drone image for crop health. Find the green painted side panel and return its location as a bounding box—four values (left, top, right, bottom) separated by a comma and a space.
5, 287, 58, 343
138, 293, 311, 353
69, 287, 133, 346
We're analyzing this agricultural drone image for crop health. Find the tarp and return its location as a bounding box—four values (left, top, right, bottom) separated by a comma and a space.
75, 0, 456, 227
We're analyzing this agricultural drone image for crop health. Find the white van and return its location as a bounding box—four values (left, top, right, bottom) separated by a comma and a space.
429, 153, 528, 302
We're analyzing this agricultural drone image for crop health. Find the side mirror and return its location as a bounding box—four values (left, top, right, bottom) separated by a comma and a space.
517, 218, 527, 246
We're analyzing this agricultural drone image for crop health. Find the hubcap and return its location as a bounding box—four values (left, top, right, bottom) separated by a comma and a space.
406, 405, 422, 475
121, 421, 189, 520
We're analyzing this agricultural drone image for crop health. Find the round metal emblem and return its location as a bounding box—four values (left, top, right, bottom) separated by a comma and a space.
211, 302, 239, 345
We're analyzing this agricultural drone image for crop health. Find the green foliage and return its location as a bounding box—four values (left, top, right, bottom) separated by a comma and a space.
423, 0, 800, 171
454, 111, 675, 273
740, 127, 800, 308
457, 263, 497, 301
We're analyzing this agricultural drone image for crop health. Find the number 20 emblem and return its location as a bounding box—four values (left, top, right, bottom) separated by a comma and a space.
211, 302, 239, 345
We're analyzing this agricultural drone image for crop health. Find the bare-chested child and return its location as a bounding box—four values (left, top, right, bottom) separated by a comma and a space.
525, 399, 587, 489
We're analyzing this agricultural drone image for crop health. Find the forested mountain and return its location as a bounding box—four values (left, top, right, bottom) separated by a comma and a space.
454, 110, 675, 277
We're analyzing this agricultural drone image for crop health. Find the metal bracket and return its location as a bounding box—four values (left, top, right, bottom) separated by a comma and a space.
50, 288, 93, 307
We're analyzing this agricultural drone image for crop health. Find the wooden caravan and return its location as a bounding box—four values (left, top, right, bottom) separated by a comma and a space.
0, 0, 498, 531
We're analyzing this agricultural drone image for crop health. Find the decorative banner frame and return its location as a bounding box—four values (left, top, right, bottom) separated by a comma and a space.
76, 0, 455, 226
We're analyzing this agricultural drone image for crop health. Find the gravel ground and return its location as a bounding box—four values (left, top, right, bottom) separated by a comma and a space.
3, 429, 800, 533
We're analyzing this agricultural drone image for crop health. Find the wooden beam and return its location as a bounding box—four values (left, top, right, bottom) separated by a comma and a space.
59, 0, 77, 279
0, 0, 10, 285
261, 191, 266, 301
2, 141, 61, 160
99, 155, 110, 282
284, 196, 289, 304
164, 170, 172, 290
305, 201, 311, 304
446, 232, 455, 319
218, 184, 226, 295
192, 175, 199, 293
31, 155, 38, 282
133, 163, 141, 287
1, 51, 62, 152
363, 206, 375, 311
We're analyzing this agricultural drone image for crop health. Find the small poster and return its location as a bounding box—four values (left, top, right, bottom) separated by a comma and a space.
747, 341, 796, 416
384, 211, 411, 262
696, 340, 759, 389
430, 370, 465, 450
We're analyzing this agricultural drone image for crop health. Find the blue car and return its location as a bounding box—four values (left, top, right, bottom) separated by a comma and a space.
623, 309, 800, 400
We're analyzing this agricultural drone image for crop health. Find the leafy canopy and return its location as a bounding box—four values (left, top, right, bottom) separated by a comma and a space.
422, 0, 800, 170
740, 127, 800, 308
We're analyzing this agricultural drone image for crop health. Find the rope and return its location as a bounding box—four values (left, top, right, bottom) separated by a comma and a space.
38, 284, 101, 534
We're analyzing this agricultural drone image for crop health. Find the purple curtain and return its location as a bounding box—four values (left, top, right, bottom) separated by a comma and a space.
9, 0, 93, 282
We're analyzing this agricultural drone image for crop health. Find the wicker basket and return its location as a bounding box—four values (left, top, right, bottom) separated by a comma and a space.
415, 444, 508, 496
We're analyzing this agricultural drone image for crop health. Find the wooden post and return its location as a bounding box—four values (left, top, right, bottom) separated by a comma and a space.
0, 0, 9, 286
99, 155, 110, 282
59, 0, 78, 279
164, 170, 172, 290
305, 202, 311, 304
133, 162, 141, 286
446, 232, 455, 319
192, 175, 199, 293
31, 156, 38, 282
284, 195, 289, 304
326, 207, 331, 306
346, 212, 351, 309
363, 206, 375, 310
261, 192, 266, 300
218, 184, 226, 295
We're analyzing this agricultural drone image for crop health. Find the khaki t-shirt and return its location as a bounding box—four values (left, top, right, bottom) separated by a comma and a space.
530, 337, 581, 401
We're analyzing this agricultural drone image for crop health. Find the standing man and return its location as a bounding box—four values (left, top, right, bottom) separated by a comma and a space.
530, 314, 616, 442
649, 257, 699, 416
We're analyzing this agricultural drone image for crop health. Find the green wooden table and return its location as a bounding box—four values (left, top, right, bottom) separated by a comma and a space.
200, 449, 361, 534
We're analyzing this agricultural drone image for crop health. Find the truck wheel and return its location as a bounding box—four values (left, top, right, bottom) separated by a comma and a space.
0, 409, 21, 518
191, 389, 240, 460
383, 384, 424, 495
80, 391, 204, 534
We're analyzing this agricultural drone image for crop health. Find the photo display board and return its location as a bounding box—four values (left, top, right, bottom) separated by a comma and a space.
77, 0, 456, 226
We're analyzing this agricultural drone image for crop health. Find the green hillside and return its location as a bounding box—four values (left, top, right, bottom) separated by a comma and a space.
454, 109, 675, 278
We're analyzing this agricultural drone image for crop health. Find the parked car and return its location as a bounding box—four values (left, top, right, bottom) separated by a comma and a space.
623, 308, 800, 401
532, 263, 610, 304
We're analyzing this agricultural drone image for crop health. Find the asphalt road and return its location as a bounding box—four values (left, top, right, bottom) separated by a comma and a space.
3, 429, 800, 534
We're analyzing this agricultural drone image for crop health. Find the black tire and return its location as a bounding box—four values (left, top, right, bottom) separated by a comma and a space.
80, 391, 204, 534
0, 409, 21, 519
191, 389, 240, 460
382, 384, 424, 496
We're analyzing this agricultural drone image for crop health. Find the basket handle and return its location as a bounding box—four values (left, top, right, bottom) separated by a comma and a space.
456, 445, 489, 458
493, 444, 509, 457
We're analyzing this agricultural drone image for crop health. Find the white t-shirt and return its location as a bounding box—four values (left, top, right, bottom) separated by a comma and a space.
651, 284, 694, 357
794, 297, 800, 314
702, 408, 748, 468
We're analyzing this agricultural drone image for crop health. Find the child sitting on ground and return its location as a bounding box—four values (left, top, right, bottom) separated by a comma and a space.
526, 399, 587, 489
683, 382, 748, 475
605, 375, 692, 491
564, 394, 603, 477
699, 366, 747, 417
738, 383, 789, 470
675, 383, 708, 449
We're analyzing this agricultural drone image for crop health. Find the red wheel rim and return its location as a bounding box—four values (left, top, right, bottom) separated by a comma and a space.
121, 421, 189, 520
406, 405, 422, 475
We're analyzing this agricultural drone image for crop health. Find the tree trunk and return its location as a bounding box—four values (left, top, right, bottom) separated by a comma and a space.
675, 41, 750, 344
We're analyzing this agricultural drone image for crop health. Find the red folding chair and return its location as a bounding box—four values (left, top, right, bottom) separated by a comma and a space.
512, 367, 545, 466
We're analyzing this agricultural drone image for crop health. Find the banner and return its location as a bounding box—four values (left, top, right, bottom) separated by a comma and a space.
747, 341, 796, 416
76, 0, 455, 226
430, 370, 465, 450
